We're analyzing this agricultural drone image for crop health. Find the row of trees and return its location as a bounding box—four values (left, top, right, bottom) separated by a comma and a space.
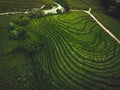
100, 0, 120, 18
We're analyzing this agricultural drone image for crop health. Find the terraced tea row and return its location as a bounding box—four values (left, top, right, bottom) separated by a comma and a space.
25, 11, 120, 90
0, 53, 40, 90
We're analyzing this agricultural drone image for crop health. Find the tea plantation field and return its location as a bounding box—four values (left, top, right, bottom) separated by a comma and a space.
0, 0, 120, 90
26, 11, 120, 90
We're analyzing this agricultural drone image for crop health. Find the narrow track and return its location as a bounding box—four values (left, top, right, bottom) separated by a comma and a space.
0, 11, 29, 15
70, 8, 120, 44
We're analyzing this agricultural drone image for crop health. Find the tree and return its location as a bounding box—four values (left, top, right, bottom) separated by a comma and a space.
8, 22, 17, 31
15, 16, 30, 26
21, 37, 42, 53
9, 26, 26, 40
30, 11, 44, 19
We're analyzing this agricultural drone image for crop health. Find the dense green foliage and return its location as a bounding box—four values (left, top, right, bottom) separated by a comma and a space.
14, 16, 30, 26
30, 9, 44, 19
8, 16, 30, 40
9, 26, 26, 40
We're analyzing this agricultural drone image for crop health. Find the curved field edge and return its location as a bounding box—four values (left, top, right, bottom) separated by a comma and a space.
26, 11, 120, 89
0, 9, 120, 90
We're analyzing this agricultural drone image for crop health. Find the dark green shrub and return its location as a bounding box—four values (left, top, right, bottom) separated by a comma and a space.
8, 22, 17, 31
15, 16, 30, 26
30, 11, 44, 19
9, 26, 26, 40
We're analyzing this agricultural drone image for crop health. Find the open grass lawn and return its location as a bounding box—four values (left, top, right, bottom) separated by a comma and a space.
0, 0, 120, 90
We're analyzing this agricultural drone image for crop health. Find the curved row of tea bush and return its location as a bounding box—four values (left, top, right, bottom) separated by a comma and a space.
23, 11, 120, 90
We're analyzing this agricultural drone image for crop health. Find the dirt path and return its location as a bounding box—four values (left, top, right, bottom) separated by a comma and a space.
0, 11, 29, 16
0, 3, 119, 44
71, 8, 120, 44
0, 1, 64, 15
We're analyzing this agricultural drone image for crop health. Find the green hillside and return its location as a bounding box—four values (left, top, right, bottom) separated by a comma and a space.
25, 11, 120, 90
0, 0, 120, 90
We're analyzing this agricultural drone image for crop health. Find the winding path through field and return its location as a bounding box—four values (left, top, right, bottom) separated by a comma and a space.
0, 11, 29, 15
71, 8, 120, 44
0, 3, 119, 44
